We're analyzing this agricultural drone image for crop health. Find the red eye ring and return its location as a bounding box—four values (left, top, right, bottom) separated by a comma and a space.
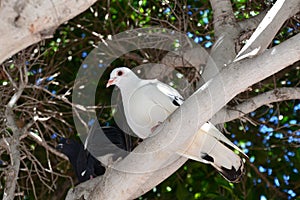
117, 70, 123, 76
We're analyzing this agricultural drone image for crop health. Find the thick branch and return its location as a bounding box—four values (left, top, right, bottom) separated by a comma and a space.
67, 33, 300, 200
66, 177, 101, 199
204, 0, 239, 79
209, 0, 235, 38
238, 10, 268, 32
212, 87, 300, 124
235, 0, 300, 61
0, 0, 98, 64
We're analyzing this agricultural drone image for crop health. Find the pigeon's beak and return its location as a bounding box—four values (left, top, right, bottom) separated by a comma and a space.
106, 78, 116, 88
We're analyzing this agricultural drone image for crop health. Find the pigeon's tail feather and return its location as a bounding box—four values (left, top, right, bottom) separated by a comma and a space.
200, 137, 245, 183
177, 124, 245, 183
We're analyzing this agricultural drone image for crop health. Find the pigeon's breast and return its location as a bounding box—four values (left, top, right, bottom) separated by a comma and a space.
127, 91, 168, 130
121, 82, 179, 138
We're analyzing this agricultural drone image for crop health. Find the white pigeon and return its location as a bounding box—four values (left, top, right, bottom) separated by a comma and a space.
107, 67, 247, 182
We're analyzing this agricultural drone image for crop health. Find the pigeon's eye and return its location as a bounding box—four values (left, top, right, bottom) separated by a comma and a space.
117, 70, 123, 76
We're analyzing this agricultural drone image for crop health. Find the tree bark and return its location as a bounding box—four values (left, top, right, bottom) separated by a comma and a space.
0, 0, 98, 64
203, 0, 239, 79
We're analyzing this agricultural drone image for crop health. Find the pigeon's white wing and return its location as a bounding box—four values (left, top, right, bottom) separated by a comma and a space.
154, 80, 184, 106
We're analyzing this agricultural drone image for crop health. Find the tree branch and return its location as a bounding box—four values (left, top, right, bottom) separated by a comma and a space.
0, 0, 98, 64
204, 0, 239, 79
235, 0, 300, 61
26, 129, 68, 160
3, 66, 27, 200
212, 87, 300, 124
66, 32, 300, 200
209, 0, 235, 38
249, 163, 288, 199
238, 10, 268, 32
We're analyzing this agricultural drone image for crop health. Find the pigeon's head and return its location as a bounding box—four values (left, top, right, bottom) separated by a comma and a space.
106, 67, 135, 87
56, 138, 81, 154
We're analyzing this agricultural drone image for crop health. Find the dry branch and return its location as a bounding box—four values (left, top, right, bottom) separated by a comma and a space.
3, 65, 27, 200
